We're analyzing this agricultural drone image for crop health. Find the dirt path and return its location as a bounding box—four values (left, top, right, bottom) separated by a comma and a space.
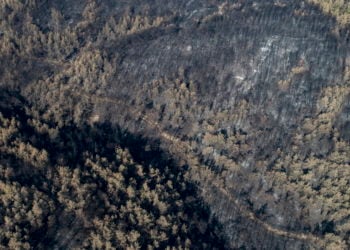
71, 90, 326, 248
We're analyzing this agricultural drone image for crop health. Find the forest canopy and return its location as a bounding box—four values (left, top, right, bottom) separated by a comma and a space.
0, 90, 226, 249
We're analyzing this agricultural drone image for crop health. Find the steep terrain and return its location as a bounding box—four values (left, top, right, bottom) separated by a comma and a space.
0, 0, 350, 249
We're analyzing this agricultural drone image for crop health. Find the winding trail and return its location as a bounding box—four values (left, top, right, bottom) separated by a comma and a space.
71, 90, 326, 248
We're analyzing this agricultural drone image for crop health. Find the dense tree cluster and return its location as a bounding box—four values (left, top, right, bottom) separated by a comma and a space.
0, 91, 226, 249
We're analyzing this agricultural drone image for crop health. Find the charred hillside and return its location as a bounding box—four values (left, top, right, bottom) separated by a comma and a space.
1, 0, 350, 249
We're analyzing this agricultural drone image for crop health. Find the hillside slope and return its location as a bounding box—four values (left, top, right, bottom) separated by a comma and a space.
0, 0, 349, 249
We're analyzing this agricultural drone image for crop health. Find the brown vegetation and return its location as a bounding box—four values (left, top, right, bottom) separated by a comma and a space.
0, 0, 349, 249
